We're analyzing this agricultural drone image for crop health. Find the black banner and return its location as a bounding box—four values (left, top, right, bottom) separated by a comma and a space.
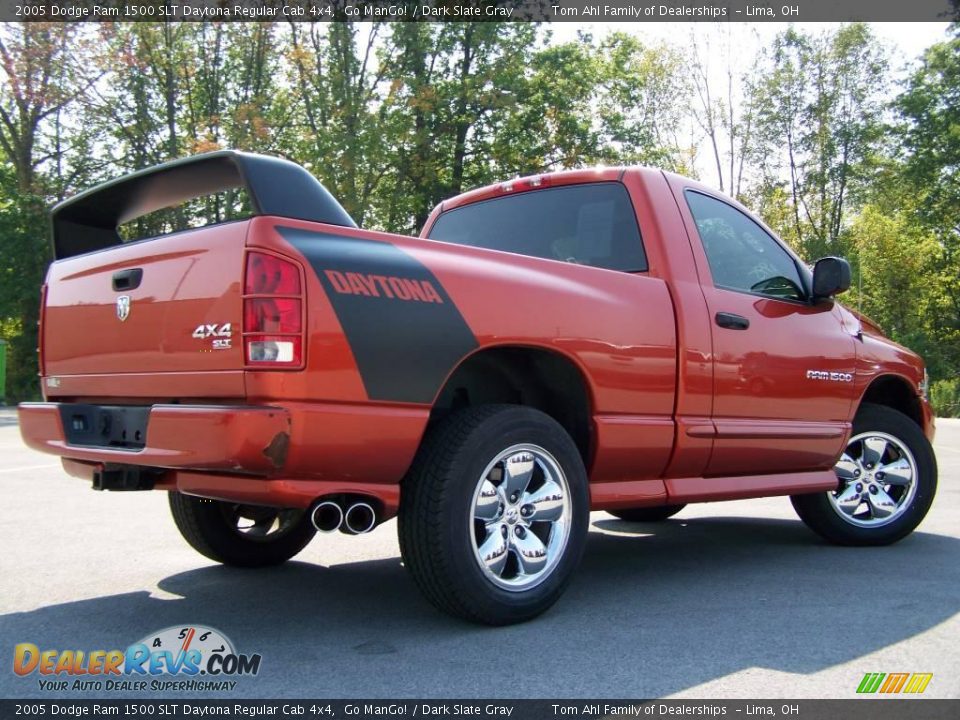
2, 700, 960, 720
2, 0, 958, 23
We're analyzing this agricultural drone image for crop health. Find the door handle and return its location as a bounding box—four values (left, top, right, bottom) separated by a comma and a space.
112, 268, 143, 292
715, 312, 750, 330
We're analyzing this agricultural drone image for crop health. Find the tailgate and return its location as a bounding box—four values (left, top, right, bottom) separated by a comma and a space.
39, 150, 356, 397
43, 221, 247, 377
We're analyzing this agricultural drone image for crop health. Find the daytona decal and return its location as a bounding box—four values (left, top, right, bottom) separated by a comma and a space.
277, 226, 478, 404
324, 270, 444, 303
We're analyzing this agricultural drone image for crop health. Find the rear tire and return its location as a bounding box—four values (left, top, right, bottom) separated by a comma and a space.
791, 404, 937, 546
169, 492, 315, 567
399, 405, 589, 625
608, 504, 686, 522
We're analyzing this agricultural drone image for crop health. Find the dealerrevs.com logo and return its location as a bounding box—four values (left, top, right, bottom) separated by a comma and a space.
13, 625, 261, 693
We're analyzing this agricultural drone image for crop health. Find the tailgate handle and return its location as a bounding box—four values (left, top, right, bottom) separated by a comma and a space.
112, 268, 143, 291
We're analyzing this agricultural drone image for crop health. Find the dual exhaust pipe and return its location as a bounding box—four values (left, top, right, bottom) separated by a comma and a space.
310, 499, 378, 535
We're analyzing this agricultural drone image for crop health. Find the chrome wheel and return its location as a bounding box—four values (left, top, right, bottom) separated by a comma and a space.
220, 504, 306, 542
829, 431, 918, 528
470, 444, 572, 591
792, 404, 936, 547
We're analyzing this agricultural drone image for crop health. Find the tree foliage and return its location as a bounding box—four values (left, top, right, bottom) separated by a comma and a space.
747, 24, 888, 261
890, 23, 960, 381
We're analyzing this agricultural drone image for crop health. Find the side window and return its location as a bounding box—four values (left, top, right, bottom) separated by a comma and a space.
428, 183, 647, 273
685, 191, 805, 301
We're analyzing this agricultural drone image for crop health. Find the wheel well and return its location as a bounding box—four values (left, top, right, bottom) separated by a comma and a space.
431, 347, 593, 466
860, 375, 922, 427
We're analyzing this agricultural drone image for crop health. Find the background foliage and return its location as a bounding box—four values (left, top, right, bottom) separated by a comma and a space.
0, 21, 957, 415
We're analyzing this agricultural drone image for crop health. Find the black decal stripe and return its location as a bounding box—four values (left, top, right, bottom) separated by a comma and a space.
278, 226, 479, 404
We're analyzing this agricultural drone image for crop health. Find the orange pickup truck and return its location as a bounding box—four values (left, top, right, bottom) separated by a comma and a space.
19, 151, 937, 625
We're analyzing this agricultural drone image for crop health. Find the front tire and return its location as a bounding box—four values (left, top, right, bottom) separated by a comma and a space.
791, 404, 937, 546
169, 493, 316, 567
399, 405, 589, 625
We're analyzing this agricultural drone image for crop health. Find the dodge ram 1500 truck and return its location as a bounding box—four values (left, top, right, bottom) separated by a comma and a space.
19, 151, 937, 625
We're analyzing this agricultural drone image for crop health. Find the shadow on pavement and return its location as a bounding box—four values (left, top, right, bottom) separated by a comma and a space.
3, 515, 958, 698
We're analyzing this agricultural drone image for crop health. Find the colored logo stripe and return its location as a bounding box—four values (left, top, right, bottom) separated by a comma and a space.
903, 673, 933, 694
879, 673, 909, 693
857, 672, 932, 694
857, 673, 885, 693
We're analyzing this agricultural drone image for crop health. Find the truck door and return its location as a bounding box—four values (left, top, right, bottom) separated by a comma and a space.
668, 182, 857, 476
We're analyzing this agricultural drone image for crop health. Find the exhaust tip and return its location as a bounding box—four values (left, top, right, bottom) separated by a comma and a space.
311, 501, 343, 533
343, 502, 377, 535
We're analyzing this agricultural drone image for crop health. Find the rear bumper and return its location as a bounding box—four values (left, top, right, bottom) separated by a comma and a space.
18, 402, 291, 473
18, 400, 411, 517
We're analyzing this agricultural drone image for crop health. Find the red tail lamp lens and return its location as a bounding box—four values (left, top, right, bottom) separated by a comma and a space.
245, 252, 301, 295
244, 298, 302, 334
243, 252, 304, 367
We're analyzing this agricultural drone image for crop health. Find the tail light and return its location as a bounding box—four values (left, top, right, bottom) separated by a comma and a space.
243, 252, 304, 368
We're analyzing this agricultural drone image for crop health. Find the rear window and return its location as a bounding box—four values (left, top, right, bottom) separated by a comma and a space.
427, 183, 647, 272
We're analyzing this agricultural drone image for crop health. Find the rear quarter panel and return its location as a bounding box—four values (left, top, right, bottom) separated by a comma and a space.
249, 216, 678, 484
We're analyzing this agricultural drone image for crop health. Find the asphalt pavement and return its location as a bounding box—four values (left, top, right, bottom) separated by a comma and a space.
1, 407, 957, 699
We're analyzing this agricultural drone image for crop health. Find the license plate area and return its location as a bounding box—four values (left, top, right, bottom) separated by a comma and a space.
59, 404, 150, 450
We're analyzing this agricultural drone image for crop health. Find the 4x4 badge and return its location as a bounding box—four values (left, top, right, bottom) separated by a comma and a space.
116, 295, 131, 322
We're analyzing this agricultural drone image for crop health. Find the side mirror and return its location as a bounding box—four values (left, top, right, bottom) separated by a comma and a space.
812, 256, 851, 301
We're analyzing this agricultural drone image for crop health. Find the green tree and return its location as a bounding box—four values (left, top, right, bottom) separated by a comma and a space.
379, 23, 539, 232
287, 21, 393, 227
749, 24, 888, 260
0, 24, 94, 401
493, 36, 599, 176
86, 23, 194, 175
595, 32, 690, 171
894, 23, 960, 379
376, 22, 450, 232
847, 205, 940, 357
